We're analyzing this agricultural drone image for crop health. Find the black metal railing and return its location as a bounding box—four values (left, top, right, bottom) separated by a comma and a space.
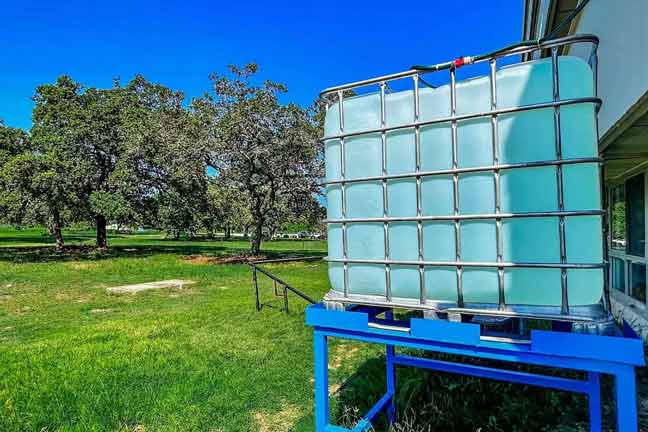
249, 256, 322, 313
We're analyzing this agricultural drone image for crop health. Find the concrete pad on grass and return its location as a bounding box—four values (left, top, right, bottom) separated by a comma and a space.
107, 279, 195, 294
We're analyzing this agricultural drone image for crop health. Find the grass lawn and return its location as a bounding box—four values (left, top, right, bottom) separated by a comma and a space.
0, 226, 645, 431
0, 226, 383, 431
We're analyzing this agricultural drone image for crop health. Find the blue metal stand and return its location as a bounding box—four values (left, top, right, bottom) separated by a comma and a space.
306, 303, 645, 432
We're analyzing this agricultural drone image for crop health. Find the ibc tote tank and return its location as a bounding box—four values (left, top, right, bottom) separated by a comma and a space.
323, 45, 607, 321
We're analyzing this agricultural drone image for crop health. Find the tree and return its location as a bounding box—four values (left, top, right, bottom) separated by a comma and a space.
0, 153, 80, 249
0, 120, 84, 249
204, 178, 252, 239
30, 75, 206, 249
194, 64, 323, 254
0, 121, 30, 168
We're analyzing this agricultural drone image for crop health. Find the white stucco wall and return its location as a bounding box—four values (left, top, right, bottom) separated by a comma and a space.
569, 1, 648, 135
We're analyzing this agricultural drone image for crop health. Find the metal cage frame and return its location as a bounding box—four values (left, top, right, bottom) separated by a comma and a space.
320, 34, 610, 322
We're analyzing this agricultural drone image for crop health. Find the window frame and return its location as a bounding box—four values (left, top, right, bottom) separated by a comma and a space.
608, 171, 648, 305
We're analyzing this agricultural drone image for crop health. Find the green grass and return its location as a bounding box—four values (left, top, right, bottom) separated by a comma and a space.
0, 226, 643, 431
0, 226, 379, 431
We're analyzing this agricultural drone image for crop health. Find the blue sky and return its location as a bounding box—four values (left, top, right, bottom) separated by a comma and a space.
1, 1, 523, 131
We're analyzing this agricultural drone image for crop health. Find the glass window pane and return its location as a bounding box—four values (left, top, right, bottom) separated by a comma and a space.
612, 258, 625, 292
630, 262, 646, 303
626, 174, 645, 256
610, 185, 626, 251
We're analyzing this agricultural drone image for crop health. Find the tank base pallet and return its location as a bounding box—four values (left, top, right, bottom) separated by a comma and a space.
305, 303, 645, 432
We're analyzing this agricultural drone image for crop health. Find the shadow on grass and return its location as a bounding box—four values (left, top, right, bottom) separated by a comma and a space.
0, 234, 98, 244
0, 243, 325, 264
333, 353, 592, 432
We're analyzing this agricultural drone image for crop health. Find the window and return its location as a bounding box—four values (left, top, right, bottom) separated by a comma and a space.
612, 258, 625, 291
631, 263, 646, 303
610, 184, 625, 251
626, 173, 645, 256
609, 174, 646, 304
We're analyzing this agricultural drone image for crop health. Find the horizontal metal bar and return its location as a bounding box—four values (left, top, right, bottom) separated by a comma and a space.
325, 257, 604, 269
251, 265, 318, 304
322, 97, 600, 141
327, 210, 603, 224
249, 256, 324, 265
320, 34, 599, 97
323, 292, 604, 322
325, 157, 601, 186
393, 354, 590, 394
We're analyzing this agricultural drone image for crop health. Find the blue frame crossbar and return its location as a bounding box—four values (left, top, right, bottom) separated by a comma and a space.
305, 303, 645, 431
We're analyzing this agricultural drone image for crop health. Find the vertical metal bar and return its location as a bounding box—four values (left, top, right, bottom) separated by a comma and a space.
414, 75, 425, 304
490, 59, 505, 310
314, 330, 329, 431
385, 309, 396, 424
450, 67, 463, 307
552, 48, 569, 315
253, 266, 260, 312
283, 285, 289, 313
587, 372, 602, 432
338, 90, 349, 298
592, 44, 610, 312
614, 366, 638, 432
380, 82, 391, 301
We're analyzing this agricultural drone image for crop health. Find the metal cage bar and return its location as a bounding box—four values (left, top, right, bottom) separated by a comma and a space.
320, 34, 599, 98
338, 90, 349, 298
321, 97, 600, 142
450, 67, 463, 307
551, 48, 569, 315
326, 257, 603, 269
490, 58, 505, 310
414, 75, 426, 304
324, 156, 602, 186
327, 209, 604, 224
321, 34, 606, 320
380, 82, 392, 301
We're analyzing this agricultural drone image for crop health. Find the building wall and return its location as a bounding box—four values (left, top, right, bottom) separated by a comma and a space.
569, 1, 648, 135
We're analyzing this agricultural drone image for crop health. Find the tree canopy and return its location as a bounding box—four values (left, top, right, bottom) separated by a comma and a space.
0, 64, 324, 254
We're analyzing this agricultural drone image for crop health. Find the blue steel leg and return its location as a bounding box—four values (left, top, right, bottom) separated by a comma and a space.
615, 366, 638, 432
587, 372, 601, 432
314, 330, 329, 431
385, 310, 396, 425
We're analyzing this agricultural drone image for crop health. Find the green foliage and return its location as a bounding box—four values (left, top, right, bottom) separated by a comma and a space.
0, 65, 324, 253
612, 201, 626, 242
194, 63, 324, 254
335, 352, 592, 432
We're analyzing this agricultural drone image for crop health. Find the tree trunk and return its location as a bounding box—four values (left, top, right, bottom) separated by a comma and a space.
224, 225, 231, 240
95, 214, 107, 249
52, 210, 64, 251
250, 222, 263, 255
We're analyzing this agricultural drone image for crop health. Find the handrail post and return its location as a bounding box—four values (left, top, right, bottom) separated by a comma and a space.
283, 285, 289, 313
252, 265, 261, 312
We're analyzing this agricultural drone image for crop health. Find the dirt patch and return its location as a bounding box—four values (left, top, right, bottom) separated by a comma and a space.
90, 308, 113, 314
107, 280, 195, 294
54, 292, 91, 303
254, 402, 301, 432
330, 343, 360, 370
64, 261, 99, 271
15, 306, 31, 316
183, 254, 268, 265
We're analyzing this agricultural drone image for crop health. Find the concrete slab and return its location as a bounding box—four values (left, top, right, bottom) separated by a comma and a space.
107, 279, 195, 294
